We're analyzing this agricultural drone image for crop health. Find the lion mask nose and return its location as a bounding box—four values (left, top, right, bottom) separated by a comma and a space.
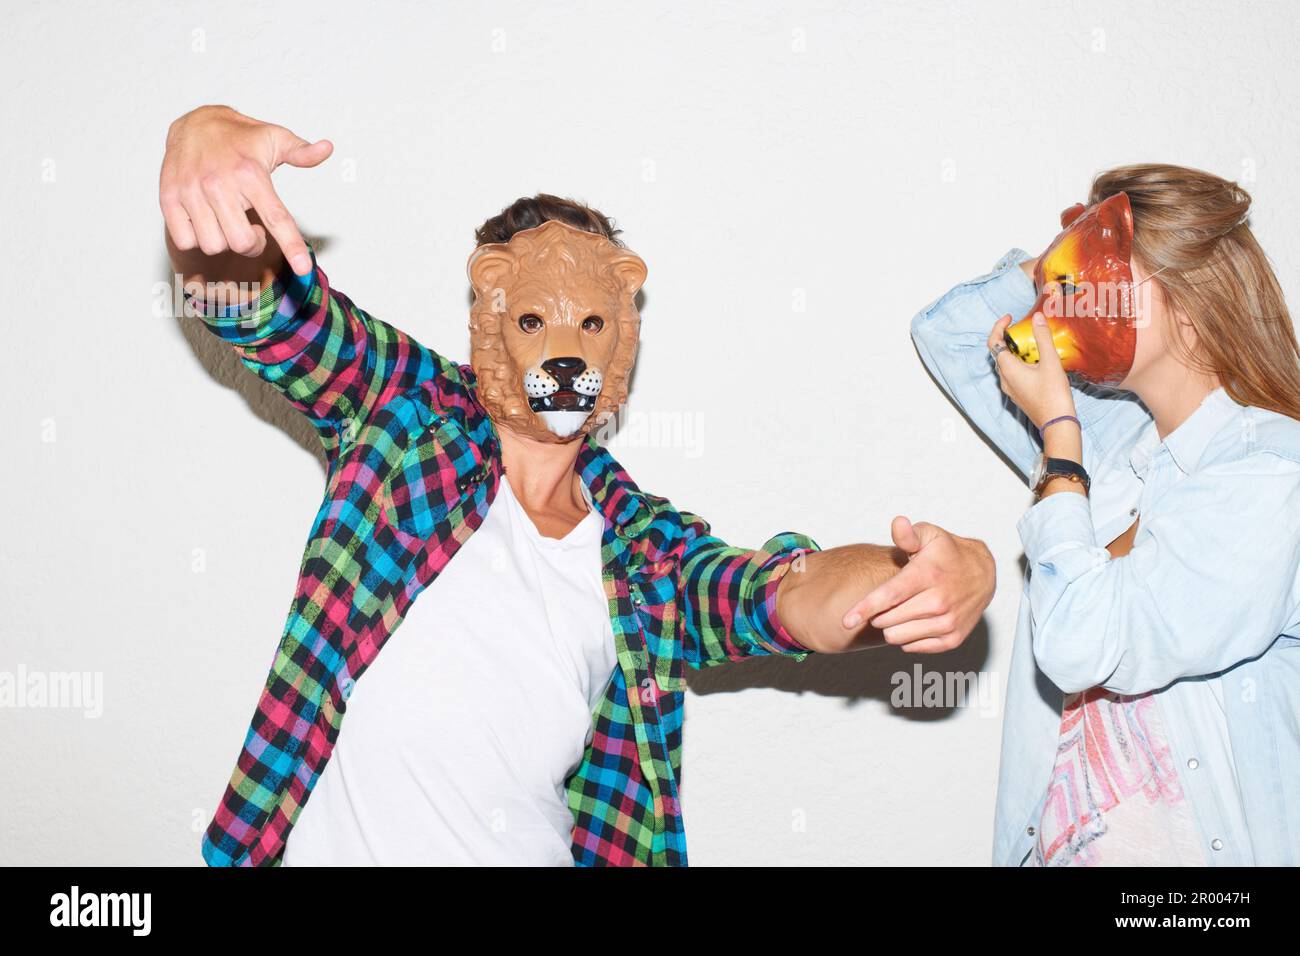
541, 356, 587, 388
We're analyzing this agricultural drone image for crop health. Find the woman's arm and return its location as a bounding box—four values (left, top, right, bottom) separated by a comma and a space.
1017, 453, 1300, 694
910, 249, 1149, 482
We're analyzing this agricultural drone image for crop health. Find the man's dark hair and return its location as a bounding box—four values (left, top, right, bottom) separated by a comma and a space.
474, 193, 624, 247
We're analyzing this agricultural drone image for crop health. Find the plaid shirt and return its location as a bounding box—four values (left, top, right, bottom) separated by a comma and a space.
194, 253, 820, 866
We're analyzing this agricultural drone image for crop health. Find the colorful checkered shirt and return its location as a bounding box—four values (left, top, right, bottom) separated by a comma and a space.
194, 252, 819, 866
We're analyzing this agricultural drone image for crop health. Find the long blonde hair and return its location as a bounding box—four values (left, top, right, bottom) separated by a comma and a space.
1089, 163, 1300, 420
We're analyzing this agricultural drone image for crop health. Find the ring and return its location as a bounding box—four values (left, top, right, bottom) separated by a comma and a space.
988, 342, 1009, 358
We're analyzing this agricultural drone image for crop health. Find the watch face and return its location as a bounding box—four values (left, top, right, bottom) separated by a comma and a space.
1031, 453, 1047, 489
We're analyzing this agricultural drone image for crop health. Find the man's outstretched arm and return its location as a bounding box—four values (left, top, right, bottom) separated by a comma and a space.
161, 105, 454, 460
679, 510, 994, 668
777, 516, 995, 654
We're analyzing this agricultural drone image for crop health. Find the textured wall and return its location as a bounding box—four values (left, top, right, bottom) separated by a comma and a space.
2, 0, 1297, 865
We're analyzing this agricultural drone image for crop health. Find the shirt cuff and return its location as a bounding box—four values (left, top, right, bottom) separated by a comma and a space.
978, 248, 1038, 321
746, 533, 822, 658
184, 248, 319, 343
1017, 491, 1107, 599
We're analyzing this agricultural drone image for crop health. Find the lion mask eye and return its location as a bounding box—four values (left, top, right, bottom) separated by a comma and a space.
518, 313, 543, 333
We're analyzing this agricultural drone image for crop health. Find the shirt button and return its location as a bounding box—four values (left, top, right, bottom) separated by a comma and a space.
1026, 826, 1036, 837
1187, 757, 1200, 770
1129, 507, 1138, 516
1211, 838, 1224, 851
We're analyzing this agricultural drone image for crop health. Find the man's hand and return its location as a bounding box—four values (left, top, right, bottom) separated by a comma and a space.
844, 517, 996, 653
160, 104, 332, 277
776, 517, 995, 655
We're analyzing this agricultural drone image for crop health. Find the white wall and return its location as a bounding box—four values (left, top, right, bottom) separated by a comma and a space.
2, 0, 1297, 865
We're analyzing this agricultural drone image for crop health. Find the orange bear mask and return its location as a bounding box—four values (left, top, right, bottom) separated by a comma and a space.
1004, 192, 1138, 387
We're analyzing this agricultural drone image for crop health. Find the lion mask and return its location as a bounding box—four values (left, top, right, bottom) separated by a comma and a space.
467, 220, 648, 443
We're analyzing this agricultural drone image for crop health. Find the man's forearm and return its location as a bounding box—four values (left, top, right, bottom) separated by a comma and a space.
776, 518, 996, 655
775, 544, 905, 653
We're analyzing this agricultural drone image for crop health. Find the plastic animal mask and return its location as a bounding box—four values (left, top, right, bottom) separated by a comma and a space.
1004, 192, 1138, 386
467, 220, 647, 443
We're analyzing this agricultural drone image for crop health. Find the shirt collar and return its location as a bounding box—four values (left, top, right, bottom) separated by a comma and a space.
1129, 387, 1238, 476
576, 437, 654, 539
1127, 420, 1162, 475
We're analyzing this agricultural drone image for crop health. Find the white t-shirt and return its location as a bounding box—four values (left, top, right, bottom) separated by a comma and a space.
1029, 683, 1217, 867
282, 475, 617, 866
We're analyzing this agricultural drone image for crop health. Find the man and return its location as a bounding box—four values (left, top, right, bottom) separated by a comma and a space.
162, 104, 997, 866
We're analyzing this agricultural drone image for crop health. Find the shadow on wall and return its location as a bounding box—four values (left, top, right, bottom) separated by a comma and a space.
165, 250, 328, 476
687, 620, 991, 720
168, 247, 989, 712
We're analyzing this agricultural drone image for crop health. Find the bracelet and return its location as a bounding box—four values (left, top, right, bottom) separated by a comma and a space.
1039, 414, 1081, 435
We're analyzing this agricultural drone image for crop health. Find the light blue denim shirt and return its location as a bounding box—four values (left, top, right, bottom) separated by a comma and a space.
911, 249, 1300, 866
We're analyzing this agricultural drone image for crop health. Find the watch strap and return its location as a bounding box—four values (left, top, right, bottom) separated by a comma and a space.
1034, 456, 1090, 497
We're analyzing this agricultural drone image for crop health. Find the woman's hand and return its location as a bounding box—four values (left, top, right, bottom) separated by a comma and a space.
988, 311, 1077, 429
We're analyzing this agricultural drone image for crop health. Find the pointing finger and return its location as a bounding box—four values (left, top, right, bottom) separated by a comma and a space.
243, 173, 312, 275
842, 562, 927, 629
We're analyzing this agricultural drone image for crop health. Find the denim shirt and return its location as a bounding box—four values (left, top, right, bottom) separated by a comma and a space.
911, 249, 1300, 866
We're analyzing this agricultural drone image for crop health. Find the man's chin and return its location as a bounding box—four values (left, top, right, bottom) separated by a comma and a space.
537, 409, 591, 439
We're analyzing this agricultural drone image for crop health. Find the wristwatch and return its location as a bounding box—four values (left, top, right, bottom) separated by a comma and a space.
1031, 454, 1090, 498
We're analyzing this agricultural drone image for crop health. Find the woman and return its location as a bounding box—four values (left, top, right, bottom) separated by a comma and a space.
909, 164, 1300, 866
